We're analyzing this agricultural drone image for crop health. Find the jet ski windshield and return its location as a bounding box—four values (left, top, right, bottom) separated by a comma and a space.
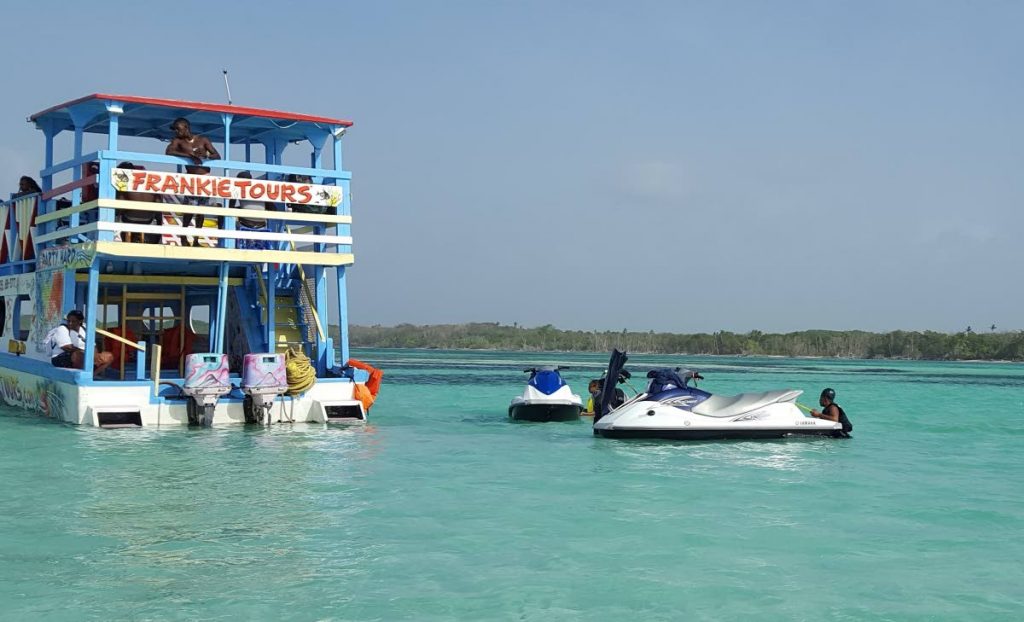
596, 350, 629, 421
527, 367, 566, 395
645, 368, 693, 394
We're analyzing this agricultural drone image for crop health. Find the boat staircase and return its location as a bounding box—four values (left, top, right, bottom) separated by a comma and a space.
235, 262, 325, 362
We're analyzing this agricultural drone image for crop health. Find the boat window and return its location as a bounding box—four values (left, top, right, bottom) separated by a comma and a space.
142, 306, 177, 331
0, 297, 6, 337
14, 295, 32, 341
189, 305, 210, 336
100, 304, 119, 328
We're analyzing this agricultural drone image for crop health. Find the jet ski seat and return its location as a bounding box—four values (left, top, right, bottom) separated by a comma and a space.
690, 389, 801, 418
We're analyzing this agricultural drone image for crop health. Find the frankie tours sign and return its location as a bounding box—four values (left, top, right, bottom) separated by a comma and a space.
110, 168, 343, 208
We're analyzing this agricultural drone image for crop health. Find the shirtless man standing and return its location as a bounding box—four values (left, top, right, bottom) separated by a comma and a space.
166, 118, 220, 174
166, 118, 220, 244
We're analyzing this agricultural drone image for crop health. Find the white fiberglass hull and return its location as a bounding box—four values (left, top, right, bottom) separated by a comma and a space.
0, 360, 365, 427
508, 398, 583, 422
593, 397, 843, 440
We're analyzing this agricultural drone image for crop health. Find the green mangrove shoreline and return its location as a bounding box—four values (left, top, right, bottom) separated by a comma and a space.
346, 323, 1024, 362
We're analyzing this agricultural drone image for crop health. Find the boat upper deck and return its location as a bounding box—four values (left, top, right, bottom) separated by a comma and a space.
4, 93, 355, 273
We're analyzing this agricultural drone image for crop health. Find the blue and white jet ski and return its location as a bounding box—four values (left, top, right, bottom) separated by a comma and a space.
509, 366, 584, 422
592, 350, 843, 440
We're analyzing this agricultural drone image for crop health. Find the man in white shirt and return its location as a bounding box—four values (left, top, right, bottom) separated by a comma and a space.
50, 310, 113, 377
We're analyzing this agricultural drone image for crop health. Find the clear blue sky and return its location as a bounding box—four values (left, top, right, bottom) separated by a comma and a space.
2, 1, 1020, 333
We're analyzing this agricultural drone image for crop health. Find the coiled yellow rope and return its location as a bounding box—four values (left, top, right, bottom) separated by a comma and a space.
285, 347, 317, 395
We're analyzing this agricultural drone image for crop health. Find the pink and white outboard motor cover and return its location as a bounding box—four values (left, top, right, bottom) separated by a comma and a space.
241, 353, 288, 425
182, 353, 231, 426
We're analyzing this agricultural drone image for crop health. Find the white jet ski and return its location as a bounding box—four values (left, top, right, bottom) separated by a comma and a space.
592, 350, 843, 440
509, 366, 583, 422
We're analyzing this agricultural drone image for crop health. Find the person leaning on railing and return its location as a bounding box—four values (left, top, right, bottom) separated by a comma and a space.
165, 118, 220, 246
12, 176, 41, 198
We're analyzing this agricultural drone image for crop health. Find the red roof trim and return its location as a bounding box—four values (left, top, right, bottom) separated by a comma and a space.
29, 93, 354, 127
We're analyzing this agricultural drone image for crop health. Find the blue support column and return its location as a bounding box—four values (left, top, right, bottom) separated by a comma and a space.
306, 130, 331, 244
221, 113, 232, 174
70, 128, 83, 229
314, 265, 328, 374
336, 266, 349, 366
214, 261, 230, 354
105, 102, 122, 151
40, 123, 56, 238
333, 129, 349, 367
100, 103, 123, 235
267, 263, 277, 353
222, 113, 235, 249
306, 129, 329, 181
83, 260, 100, 375
332, 128, 344, 171
42, 125, 55, 193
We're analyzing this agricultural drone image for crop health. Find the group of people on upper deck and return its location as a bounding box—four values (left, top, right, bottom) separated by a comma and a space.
11, 118, 325, 247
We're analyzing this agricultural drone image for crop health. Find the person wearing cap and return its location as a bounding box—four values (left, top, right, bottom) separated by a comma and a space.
810, 387, 853, 437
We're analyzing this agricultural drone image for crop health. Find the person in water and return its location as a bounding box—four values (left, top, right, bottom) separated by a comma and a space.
48, 310, 114, 378
810, 387, 853, 437
583, 379, 601, 415
166, 118, 221, 244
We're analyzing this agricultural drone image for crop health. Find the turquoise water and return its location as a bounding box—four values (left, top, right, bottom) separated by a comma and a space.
1, 349, 1022, 621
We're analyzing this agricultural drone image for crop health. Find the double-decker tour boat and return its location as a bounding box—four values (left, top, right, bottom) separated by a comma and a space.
0, 93, 379, 427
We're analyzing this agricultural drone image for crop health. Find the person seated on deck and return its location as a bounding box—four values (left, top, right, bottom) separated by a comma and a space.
230, 171, 272, 250
13, 176, 41, 198
285, 174, 327, 214
115, 162, 162, 244
47, 310, 114, 378
165, 118, 220, 245
81, 162, 100, 204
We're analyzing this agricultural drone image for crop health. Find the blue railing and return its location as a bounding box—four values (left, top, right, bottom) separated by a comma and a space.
30, 150, 354, 256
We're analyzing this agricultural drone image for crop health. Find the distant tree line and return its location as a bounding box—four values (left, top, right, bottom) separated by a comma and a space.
342, 323, 1024, 361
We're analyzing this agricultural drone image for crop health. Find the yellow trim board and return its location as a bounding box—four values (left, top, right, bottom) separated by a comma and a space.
34, 200, 99, 224
96, 328, 146, 351
75, 274, 245, 286
94, 241, 355, 266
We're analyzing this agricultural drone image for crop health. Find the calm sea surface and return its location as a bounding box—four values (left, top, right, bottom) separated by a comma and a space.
1, 349, 1022, 621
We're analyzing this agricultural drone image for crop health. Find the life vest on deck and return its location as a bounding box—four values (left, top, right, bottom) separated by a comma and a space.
160, 324, 198, 368
104, 326, 139, 369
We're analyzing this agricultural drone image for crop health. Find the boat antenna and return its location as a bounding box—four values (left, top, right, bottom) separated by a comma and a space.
222, 70, 233, 105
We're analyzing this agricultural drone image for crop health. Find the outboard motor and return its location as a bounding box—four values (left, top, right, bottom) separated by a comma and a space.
241, 353, 288, 425
182, 353, 231, 427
